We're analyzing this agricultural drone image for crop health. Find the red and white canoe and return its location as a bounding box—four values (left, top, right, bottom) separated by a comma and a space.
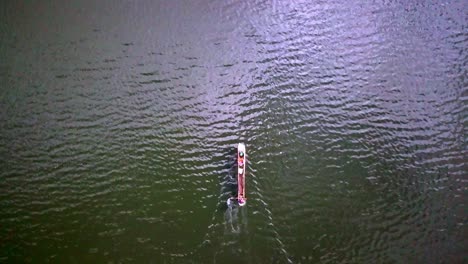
237, 143, 246, 206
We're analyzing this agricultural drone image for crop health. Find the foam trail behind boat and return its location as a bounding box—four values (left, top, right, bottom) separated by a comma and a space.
224, 200, 240, 233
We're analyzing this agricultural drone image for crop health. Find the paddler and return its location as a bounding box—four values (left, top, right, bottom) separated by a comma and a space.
238, 151, 244, 174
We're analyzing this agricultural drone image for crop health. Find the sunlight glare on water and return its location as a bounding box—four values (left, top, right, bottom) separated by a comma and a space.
0, 0, 466, 262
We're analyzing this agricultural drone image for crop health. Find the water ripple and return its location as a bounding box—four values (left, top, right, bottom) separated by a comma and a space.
0, 0, 466, 262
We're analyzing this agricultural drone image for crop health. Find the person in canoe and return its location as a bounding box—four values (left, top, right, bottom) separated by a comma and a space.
238, 151, 244, 166
238, 152, 245, 176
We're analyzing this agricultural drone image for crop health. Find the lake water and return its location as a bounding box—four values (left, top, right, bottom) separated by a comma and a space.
0, 0, 466, 263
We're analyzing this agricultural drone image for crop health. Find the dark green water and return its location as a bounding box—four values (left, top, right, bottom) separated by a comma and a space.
1, 0, 466, 263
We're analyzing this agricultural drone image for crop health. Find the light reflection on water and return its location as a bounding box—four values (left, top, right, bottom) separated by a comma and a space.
0, 0, 466, 262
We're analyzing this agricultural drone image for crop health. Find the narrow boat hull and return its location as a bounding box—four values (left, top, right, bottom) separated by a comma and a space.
237, 143, 246, 206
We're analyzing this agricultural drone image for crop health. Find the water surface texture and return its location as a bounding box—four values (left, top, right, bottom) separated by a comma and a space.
1, 0, 466, 263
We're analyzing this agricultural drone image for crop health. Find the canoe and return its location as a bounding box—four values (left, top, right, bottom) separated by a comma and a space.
237, 143, 246, 206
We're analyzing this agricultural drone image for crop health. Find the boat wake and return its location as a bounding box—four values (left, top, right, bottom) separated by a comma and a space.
224, 198, 248, 234
225, 200, 240, 233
